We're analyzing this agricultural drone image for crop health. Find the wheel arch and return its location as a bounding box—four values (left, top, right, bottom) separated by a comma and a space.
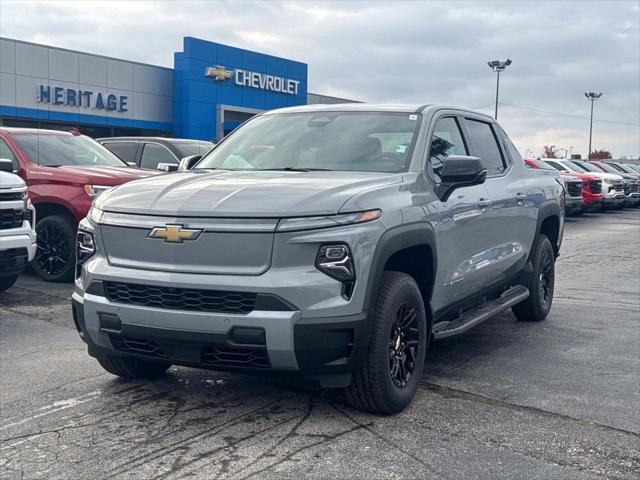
535, 201, 562, 257
364, 223, 437, 326
33, 201, 77, 224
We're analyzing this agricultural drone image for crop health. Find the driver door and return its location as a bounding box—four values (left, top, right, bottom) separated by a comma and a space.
427, 116, 493, 312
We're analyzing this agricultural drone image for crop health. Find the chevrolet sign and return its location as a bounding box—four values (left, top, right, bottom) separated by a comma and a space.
205, 65, 300, 96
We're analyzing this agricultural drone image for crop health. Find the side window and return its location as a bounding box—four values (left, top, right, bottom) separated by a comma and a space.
103, 142, 138, 164
427, 117, 467, 183
0, 138, 19, 171
465, 119, 506, 175
503, 139, 523, 164
140, 143, 177, 170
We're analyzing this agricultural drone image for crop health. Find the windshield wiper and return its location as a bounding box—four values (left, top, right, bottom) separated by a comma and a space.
257, 167, 333, 172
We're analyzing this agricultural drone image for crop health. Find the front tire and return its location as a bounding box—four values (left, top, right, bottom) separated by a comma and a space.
0, 274, 19, 293
32, 215, 76, 282
346, 272, 428, 414
512, 235, 555, 322
97, 355, 170, 380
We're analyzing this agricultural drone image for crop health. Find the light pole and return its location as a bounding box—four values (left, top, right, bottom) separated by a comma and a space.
584, 92, 602, 160
487, 59, 512, 119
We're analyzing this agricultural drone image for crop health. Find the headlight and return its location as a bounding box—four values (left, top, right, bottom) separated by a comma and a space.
315, 244, 355, 282
76, 230, 96, 264
87, 205, 104, 225
84, 185, 112, 197
276, 209, 381, 232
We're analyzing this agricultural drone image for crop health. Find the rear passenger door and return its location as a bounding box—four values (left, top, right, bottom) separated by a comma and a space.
462, 117, 532, 287
140, 143, 179, 170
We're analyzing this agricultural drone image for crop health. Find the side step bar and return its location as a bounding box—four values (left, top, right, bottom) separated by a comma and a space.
432, 285, 530, 340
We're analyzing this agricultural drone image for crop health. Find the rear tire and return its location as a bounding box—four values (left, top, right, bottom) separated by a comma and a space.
345, 272, 428, 414
97, 355, 170, 380
0, 274, 19, 293
32, 215, 76, 282
512, 235, 555, 322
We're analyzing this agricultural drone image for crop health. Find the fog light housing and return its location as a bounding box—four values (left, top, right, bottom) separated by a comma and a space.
316, 244, 355, 282
76, 230, 96, 264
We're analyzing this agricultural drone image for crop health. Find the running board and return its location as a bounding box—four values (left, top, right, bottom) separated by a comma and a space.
432, 285, 530, 340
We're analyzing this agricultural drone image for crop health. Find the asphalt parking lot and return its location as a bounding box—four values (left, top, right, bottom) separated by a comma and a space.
1, 209, 639, 480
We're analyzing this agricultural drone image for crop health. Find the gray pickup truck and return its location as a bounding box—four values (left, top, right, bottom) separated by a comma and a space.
72, 104, 564, 413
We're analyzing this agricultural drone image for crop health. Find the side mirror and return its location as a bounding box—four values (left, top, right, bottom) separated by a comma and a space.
126, 162, 137, 168
157, 163, 179, 173
0, 158, 15, 173
178, 155, 201, 171
435, 155, 487, 201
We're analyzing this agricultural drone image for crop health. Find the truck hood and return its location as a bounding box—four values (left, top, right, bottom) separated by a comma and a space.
57, 165, 160, 185
95, 169, 401, 217
0, 171, 26, 189
577, 171, 623, 182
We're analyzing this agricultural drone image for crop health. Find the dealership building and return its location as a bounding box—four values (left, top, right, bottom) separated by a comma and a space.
0, 36, 355, 140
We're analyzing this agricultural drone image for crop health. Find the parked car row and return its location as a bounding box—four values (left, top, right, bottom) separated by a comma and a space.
524, 158, 640, 214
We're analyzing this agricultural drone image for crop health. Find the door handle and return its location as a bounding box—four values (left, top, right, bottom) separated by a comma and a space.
477, 198, 492, 209
515, 193, 527, 204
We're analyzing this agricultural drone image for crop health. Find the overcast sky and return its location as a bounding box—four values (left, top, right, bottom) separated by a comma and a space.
1, 0, 638, 157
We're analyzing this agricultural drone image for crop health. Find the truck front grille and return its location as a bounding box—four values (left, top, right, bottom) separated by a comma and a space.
202, 346, 271, 369
0, 209, 23, 230
0, 192, 23, 201
566, 181, 582, 197
104, 281, 257, 314
0, 248, 28, 268
589, 180, 602, 194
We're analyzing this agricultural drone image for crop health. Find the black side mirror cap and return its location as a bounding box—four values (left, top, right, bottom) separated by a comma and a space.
178, 155, 202, 171
435, 155, 487, 201
0, 158, 15, 173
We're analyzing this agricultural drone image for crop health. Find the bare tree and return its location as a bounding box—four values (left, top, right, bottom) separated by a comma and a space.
590, 149, 612, 160
542, 145, 558, 158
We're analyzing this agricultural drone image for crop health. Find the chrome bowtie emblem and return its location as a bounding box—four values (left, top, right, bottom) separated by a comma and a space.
204, 65, 233, 81
148, 225, 202, 243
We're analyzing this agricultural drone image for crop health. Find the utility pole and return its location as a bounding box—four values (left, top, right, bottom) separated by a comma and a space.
487, 59, 512, 119
584, 92, 602, 160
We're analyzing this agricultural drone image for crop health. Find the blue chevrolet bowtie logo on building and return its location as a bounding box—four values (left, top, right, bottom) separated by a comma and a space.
204, 66, 233, 81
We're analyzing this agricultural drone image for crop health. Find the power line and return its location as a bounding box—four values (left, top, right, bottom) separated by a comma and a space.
497, 102, 640, 127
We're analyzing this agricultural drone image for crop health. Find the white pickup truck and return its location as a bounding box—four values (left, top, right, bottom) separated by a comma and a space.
0, 161, 36, 293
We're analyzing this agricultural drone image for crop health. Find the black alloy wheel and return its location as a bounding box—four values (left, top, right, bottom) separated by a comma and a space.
389, 302, 420, 388
32, 215, 76, 282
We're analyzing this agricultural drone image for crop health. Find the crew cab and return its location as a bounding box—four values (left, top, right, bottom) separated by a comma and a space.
72, 104, 564, 414
98, 137, 214, 172
0, 163, 36, 292
0, 128, 160, 282
539, 159, 604, 212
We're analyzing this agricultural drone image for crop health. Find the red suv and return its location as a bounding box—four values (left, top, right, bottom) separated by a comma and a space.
526, 159, 604, 211
0, 128, 160, 282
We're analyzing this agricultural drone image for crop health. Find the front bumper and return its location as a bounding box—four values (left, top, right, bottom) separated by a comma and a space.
72, 284, 368, 386
0, 218, 37, 277
624, 192, 640, 206
564, 197, 583, 215
603, 194, 625, 207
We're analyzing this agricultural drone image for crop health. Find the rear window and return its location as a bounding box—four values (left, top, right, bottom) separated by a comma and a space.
13, 133, 126, 167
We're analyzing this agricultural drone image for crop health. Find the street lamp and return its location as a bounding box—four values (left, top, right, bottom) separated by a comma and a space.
487, 59, 512, 119
584, 92, 603, 160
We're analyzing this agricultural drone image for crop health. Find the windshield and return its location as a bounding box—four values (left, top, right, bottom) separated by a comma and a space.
568, 160, 600, 173
173, 141, 214, 158
531, 160, 556, 170
593, 162, 619, 174
544, 160, 568, 172
195, 112, 421, 173
13, 133, 127, 167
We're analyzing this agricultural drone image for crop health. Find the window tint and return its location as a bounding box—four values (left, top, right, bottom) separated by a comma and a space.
465, 119, 505, 175
140, 143, 177, 170
0, 138, 19, 171
428, 117, 467, 182
544, 160, 567, 172
103, 142, 138, 163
